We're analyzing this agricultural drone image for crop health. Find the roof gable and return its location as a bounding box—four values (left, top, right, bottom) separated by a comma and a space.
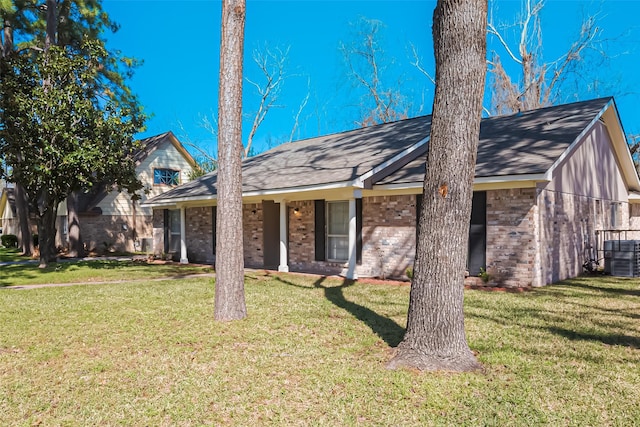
77, 131, 196, 212
379, 97, 614, 185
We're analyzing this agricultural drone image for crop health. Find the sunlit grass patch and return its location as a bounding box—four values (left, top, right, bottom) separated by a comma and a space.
0, 259, 213, 287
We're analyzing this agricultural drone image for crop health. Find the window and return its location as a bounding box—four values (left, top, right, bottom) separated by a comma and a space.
611, 202, 621, 228
166, 209, 181, 254
327, 201, 349, 261
154, 168, 180, 186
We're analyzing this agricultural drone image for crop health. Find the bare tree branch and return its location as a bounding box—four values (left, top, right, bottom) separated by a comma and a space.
409, 42, 435, 85
289, 76, 310, 143
341, 17, 410, 126
487, 0, 605, 115
244, 45, 289, 157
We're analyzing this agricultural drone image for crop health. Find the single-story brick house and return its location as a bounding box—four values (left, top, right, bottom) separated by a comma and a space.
143, 97, 640, 287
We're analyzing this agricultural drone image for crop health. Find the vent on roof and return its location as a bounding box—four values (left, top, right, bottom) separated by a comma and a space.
603, 240, 640, 277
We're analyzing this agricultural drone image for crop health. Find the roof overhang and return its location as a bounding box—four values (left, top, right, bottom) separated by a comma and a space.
372, 173, 549, 193
144, 137, 432, 208
141, 180, 365, 208
628, 191, 640, 203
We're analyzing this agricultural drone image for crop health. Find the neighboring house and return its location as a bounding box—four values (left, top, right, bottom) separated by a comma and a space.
1, 131, 196, 254
143, 97, 640, 287
0, 186, 17, 238
69, 131, 196, 253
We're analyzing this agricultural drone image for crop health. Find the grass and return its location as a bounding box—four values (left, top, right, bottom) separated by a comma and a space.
0, 259, 214, 287
0, 246, 29, 262
0, 271, 639, 426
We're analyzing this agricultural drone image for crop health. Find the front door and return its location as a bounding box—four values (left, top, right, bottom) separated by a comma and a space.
262, 201, 280, 269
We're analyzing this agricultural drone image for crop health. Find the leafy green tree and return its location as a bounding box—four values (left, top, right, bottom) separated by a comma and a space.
0, 0, 144, 267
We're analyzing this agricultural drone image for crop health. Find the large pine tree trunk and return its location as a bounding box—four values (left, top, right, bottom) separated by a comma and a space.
214, 0, 247, 321
388, 0, 487, 372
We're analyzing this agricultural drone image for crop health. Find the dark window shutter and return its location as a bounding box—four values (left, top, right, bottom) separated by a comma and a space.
163, 209, 169, 254
314, 200, 326, 261
211, 206, 217, 255
356, 198, 363, 264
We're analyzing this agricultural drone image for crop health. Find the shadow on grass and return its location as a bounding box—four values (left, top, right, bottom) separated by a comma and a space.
0, 247, 27, 263
547, 327, 640, 349
272, 274, 405, 346
562, 278, 640, 297
465, 276, 640, 351
0, 260, 127, 287
314, 276, 405, 347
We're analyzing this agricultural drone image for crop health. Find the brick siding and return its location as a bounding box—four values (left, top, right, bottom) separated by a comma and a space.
359, 195, 417, 279
149, 188, 640, 287
81, 214, 152, 253
185, 207, 215, 264
243, 203, 264, 268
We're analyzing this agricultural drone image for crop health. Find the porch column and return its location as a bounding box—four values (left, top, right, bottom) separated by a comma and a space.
278, 200, 289, 272
346, 197, 358, 280
179, 206, 188, 264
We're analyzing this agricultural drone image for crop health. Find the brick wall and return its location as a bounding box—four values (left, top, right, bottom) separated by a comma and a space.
485, 187, 632, 287
288, 200, 315, 267
150, 188, 640, 287
243, 203, 263, 268
185, 207, 215, 264
359, 195, 417, 279
81, 214, 153, 253
537, 188, 629, 286
485, 188, 538, 287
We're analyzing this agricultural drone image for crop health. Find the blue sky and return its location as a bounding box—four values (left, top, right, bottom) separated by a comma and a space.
102, 0, 640, 158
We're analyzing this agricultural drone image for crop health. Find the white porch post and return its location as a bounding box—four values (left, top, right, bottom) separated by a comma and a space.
278, 200, 289, 272
179, 206, 188, 264
346, 197, 358, 280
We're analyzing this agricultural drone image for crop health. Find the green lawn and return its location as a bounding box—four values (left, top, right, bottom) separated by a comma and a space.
0, 259, 214, 287
0, 272, 638, 426
0, 246, 29, 262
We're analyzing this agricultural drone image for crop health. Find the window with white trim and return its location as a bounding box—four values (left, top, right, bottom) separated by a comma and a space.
154, 168, 180, 186
327, 201, 349, 261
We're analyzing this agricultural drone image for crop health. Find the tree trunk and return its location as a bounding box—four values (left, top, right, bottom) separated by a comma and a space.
67, 191, 84, 257
45, 0, 57, 49
388, 0, 487, 372
14, 183, 34, 256
2, 14, 33, 257
38, 199, 58, 268
214, 0, 247, 321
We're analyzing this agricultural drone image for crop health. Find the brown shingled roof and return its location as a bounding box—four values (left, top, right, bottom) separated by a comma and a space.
144, 97, 617, 205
